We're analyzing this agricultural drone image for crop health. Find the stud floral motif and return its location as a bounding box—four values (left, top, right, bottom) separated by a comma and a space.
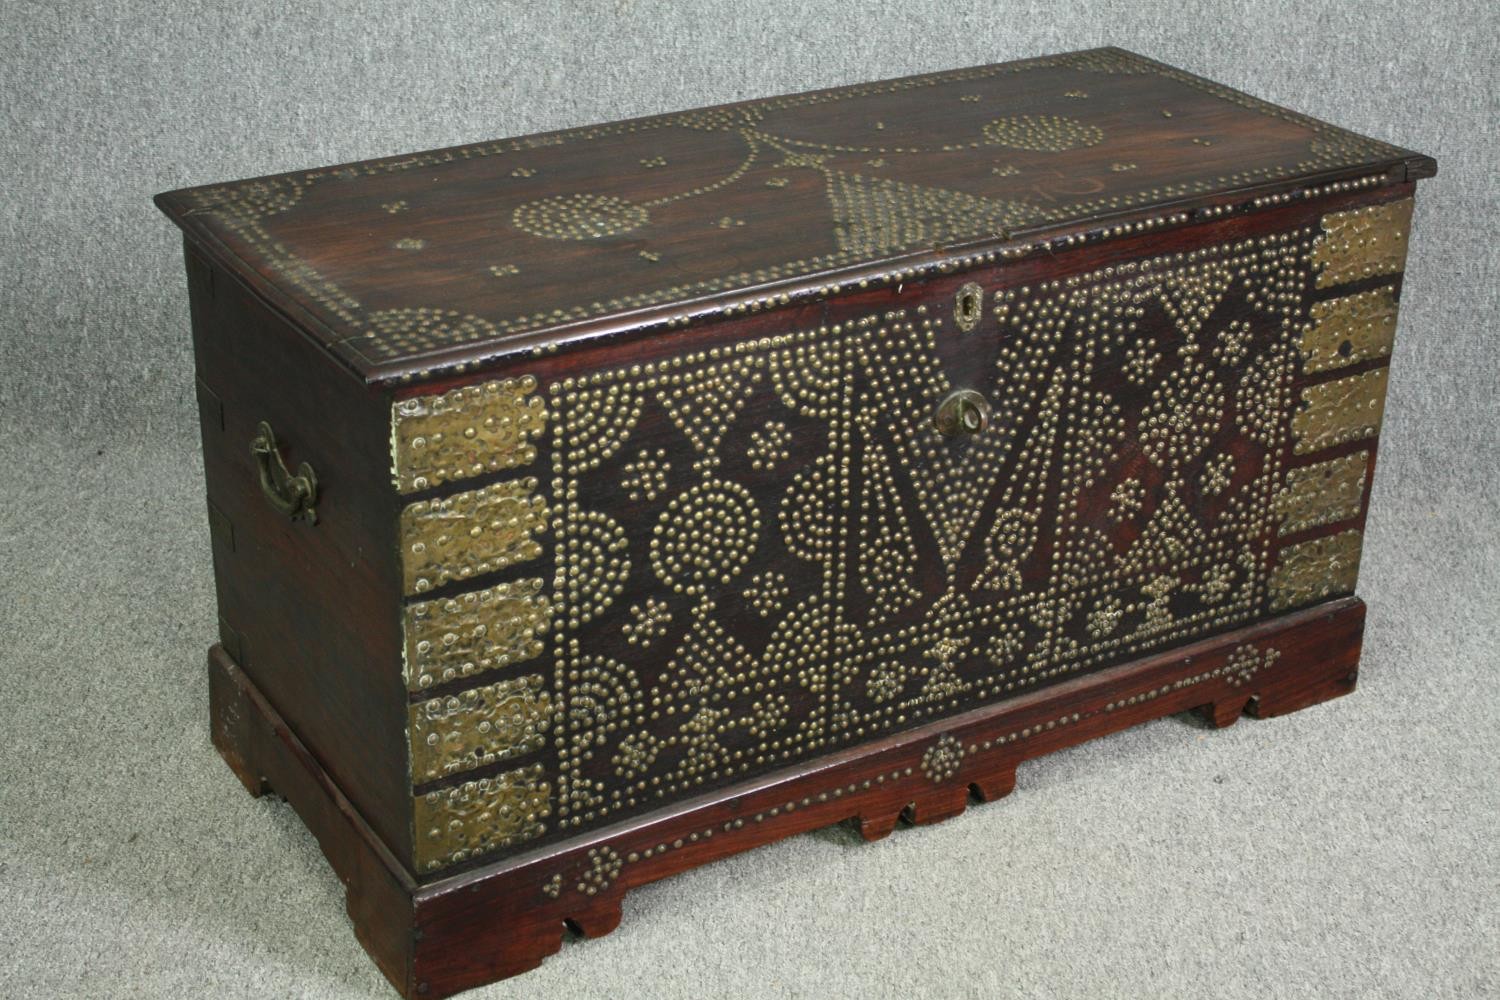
578, 846, 624, 895
921, 735, 965, 783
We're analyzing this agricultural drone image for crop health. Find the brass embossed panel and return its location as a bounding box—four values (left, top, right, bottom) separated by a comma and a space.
409, 675, 552, 783
1302, 287, 1398, 373
391, 375, 547, 493
1292, 368, 1389, 454
1275, 453, 1368, 535
1270, 530, 1363, 611
403, 579, 551, 691
413, 764, 550, 873
1313, 199, 1413, 288
400, 478, 548, 595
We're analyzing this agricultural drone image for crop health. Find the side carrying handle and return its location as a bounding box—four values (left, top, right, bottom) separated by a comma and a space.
250, 421, 319, 524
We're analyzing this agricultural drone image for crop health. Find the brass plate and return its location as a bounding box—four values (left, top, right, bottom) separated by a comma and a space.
413, 763, 551, 873
409, 675, 553, 783
1313, 199, 1412, 288
403, 578, 552, 691
1275, 453, 1368, 535
400, 478, 548, 595
1302, 286, 1398, 373
1292, 368, 1389, 455
391, 376, 547, 493
1269, 529, 1363, 612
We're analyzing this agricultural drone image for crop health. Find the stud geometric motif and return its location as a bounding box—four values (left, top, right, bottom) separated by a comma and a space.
512, 193, 650, 240
982, 114, 1104, 151
186, 52, 1407, 367
920, 734, 964, 782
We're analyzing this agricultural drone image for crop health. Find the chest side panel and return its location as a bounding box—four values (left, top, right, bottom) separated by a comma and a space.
186, 247, 412, 864
395, 186, 1412, 875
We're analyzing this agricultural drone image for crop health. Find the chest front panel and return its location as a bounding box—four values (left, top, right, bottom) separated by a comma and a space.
397, 197, 1407, 873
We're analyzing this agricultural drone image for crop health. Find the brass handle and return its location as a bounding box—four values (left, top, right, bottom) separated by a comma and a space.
250, 421, 318, 524
934, 389, 990, 437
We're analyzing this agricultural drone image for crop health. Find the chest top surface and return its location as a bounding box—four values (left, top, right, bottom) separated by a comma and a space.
155, 46, 1431, 385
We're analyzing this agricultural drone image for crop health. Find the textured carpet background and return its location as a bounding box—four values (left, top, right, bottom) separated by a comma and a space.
1, 2, 1496, 998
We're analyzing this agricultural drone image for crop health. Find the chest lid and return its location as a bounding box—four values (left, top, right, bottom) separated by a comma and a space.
155, 46, 1432, 386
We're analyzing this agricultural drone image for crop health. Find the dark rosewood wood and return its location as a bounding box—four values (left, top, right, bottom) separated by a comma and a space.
210, 597, 1363, 999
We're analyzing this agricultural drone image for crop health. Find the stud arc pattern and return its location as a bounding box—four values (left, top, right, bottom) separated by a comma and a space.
539, 221, 1346, 842
162, 50, 1419, 375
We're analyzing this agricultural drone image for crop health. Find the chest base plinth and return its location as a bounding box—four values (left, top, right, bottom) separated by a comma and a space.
209, 596, 1363, 1000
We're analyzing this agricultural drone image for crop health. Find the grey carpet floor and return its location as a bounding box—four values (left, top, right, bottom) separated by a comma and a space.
2, 1, 1497, 997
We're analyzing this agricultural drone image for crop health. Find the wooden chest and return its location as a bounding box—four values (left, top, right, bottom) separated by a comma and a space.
156, 47, 1434, 998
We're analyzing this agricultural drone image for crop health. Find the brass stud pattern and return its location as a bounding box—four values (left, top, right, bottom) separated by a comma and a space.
542, 225, 1332, 833
400, 478, 548, 595
366, 308, 498, 361
827, 171, 1036, 255
1224, 643, 1280, 687
403, 578, 551, 691
920, 734, 964, 782
1292, 368, 1389, 454
747, 421, 792, 470
408, 675, 552, 783
982, 114, 1104, 151
413, 763, 551, 873
1275, 453, 1368, 535
577, 846, 623, 895
1202, 453, 1234, 497
512, 193, 650, 240
1312, 199, 1413, 288
562, 510, 630, 624
539, 629, 1292, 886
391, 375, 546, 493
623, 598, 673, 647
1269, 530, 1363, 611
650, 480, 761, 596
1302, 286, 1399, 373
744, 570, 789, 617
622, 448, 670, 501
